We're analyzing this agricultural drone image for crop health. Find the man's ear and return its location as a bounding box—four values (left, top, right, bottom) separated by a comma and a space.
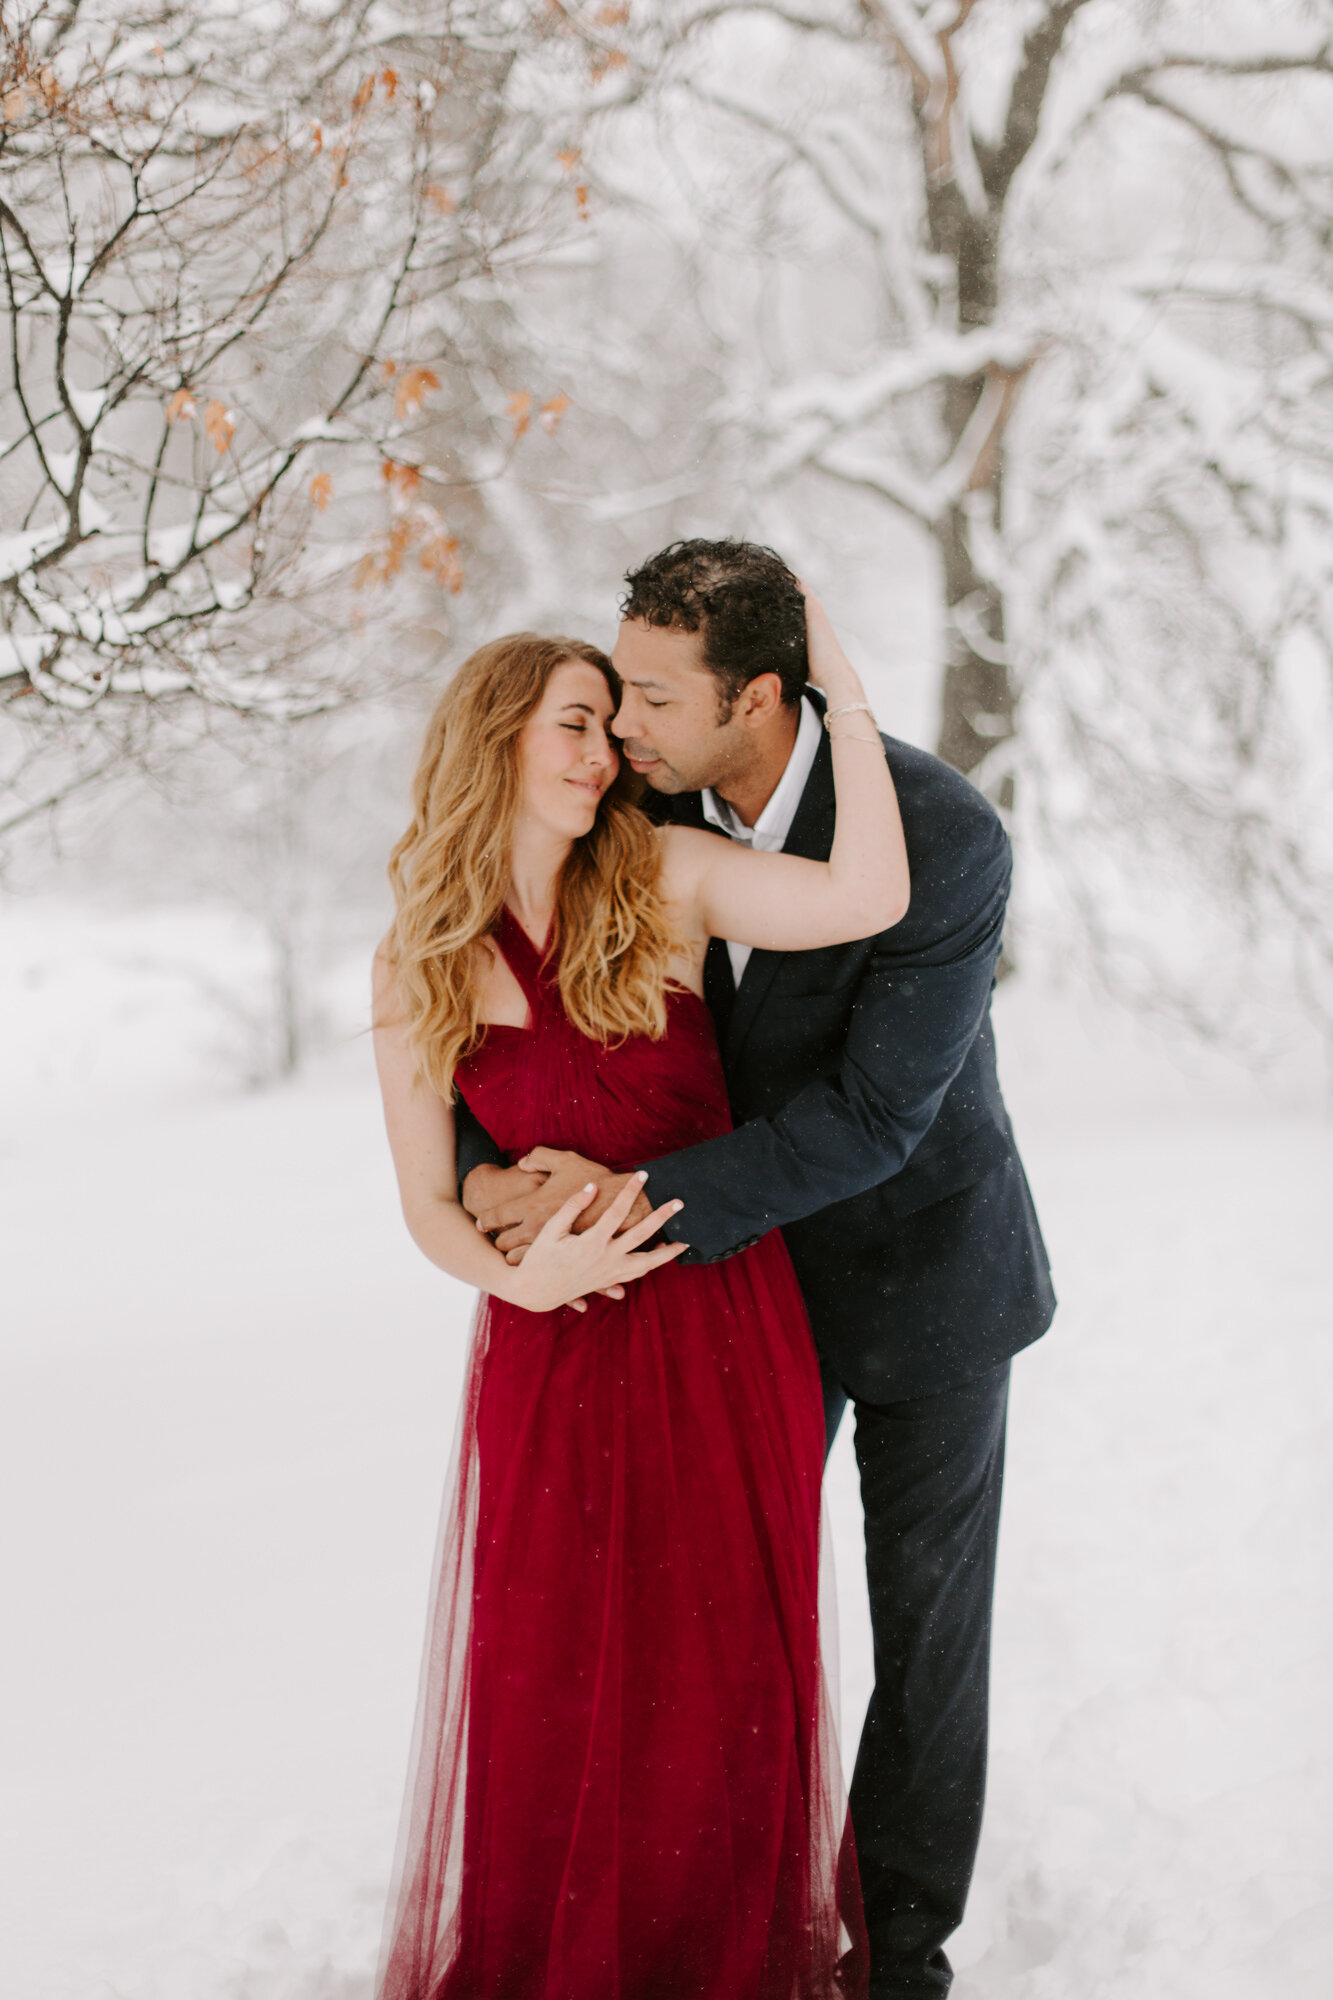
736, 671, 785, 727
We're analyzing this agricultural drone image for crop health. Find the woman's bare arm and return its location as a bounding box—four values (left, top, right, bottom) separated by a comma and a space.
659, 594, 909, 955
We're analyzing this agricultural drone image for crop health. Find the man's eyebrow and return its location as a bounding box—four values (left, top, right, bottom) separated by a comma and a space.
625, 676, 669, 692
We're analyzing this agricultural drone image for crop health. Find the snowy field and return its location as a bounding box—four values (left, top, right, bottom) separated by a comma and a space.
2, 900, 1330, 2000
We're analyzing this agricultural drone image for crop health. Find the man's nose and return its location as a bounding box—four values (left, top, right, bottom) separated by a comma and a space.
610, 701, 632, 740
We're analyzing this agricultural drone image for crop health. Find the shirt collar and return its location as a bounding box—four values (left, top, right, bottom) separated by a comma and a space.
701, 694, 823, 847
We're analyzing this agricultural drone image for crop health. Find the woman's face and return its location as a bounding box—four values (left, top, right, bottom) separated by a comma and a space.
515, 659, 620, 839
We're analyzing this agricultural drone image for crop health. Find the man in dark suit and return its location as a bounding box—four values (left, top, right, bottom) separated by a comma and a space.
459, 540, 1055, 1999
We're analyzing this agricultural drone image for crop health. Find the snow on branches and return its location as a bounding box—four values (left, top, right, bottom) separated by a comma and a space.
0, 0, 595, 834
642, 0, 1333, 1042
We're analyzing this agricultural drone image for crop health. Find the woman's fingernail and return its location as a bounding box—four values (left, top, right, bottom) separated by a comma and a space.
583, 1182, 597, 1194
635, 1170, 649, 1182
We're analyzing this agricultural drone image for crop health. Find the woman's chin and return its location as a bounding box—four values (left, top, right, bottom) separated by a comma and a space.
565, 796, 604, 835
523, 797, 603, 842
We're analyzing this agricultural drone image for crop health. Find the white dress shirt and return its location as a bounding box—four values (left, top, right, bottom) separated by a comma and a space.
701, 693, 825, 987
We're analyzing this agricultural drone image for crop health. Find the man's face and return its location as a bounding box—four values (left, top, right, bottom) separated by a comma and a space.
611, 620, 748, 794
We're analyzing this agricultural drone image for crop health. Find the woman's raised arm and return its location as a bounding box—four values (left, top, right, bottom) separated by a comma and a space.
661, 593, 910, 955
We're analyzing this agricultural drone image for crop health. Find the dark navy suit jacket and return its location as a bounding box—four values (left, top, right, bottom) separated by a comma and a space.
455, 724, 1055, 1403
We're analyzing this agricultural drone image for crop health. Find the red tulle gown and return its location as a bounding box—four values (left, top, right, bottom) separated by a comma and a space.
376, 910, 867, 2000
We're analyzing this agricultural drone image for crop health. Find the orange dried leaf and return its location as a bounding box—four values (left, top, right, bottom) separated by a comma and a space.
575, 183, 590, 220
381, 67, 398, 100
309, 121, 323, 153
424, 183, 457, 215
352, 73, 375, 112
354, 518, 418, 591
556, 146, 582, 172
507, 391, 533, 438
309, 472, 334, 511
394, 365, 441, 420
381, 459, 422, 494
151, 40, 165, 57
387, 518, 415, 563
419, 532, 463, 593
204, 400, 236, 452
382, 359, 398, 379
3, 85, 29, 122
598, 1, 630, 21
539, 392, 570, 435
165, 387, 196, 424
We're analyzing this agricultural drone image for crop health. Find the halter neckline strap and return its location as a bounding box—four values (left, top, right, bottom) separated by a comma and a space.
492, 906, 553, 1010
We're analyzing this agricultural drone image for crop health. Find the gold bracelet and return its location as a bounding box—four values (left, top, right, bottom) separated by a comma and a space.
824, 701, 875, 730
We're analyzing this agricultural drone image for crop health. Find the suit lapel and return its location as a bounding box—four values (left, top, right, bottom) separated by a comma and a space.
703, 934, 736, 1041
722, 733, 837, 1066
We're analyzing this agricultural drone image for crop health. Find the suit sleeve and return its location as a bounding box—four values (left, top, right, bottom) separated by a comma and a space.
642, 808, 1011, 1263
453, 1090, 507, 1196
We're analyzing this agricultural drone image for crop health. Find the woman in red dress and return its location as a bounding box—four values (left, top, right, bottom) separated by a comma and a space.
371, 596, 908, 2000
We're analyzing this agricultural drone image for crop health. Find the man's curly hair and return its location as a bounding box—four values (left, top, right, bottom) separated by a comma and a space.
619, 539, 808, 716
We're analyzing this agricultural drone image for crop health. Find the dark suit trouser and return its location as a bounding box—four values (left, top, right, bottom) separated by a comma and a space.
823, 1359, 1010, 1999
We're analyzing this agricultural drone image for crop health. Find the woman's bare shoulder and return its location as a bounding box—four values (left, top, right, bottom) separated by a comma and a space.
655, 822, 719, 888
372, 937, 408, 1028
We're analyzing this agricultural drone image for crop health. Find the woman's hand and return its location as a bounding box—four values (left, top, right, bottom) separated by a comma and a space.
799, 585, 864, 710
655, 586, 909, 954
504, 1172, 689, 1314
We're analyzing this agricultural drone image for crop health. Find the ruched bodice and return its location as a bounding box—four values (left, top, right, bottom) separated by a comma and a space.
455, 907, 733, 1167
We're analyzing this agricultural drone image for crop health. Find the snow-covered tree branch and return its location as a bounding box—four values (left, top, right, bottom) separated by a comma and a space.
0, 0, 607, 834
618, 0, 1333, 1041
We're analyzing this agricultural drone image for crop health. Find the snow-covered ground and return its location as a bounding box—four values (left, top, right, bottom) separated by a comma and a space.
2, 901, 1329, 1999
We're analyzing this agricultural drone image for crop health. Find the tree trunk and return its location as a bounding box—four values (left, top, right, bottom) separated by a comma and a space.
928, 186, 1017, 974
927, 203, 1017, 806
934, 493, 1015, 813
266, 909, 305, 1084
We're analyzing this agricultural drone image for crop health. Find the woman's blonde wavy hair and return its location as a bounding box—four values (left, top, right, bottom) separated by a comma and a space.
383, 632, 676, 1100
